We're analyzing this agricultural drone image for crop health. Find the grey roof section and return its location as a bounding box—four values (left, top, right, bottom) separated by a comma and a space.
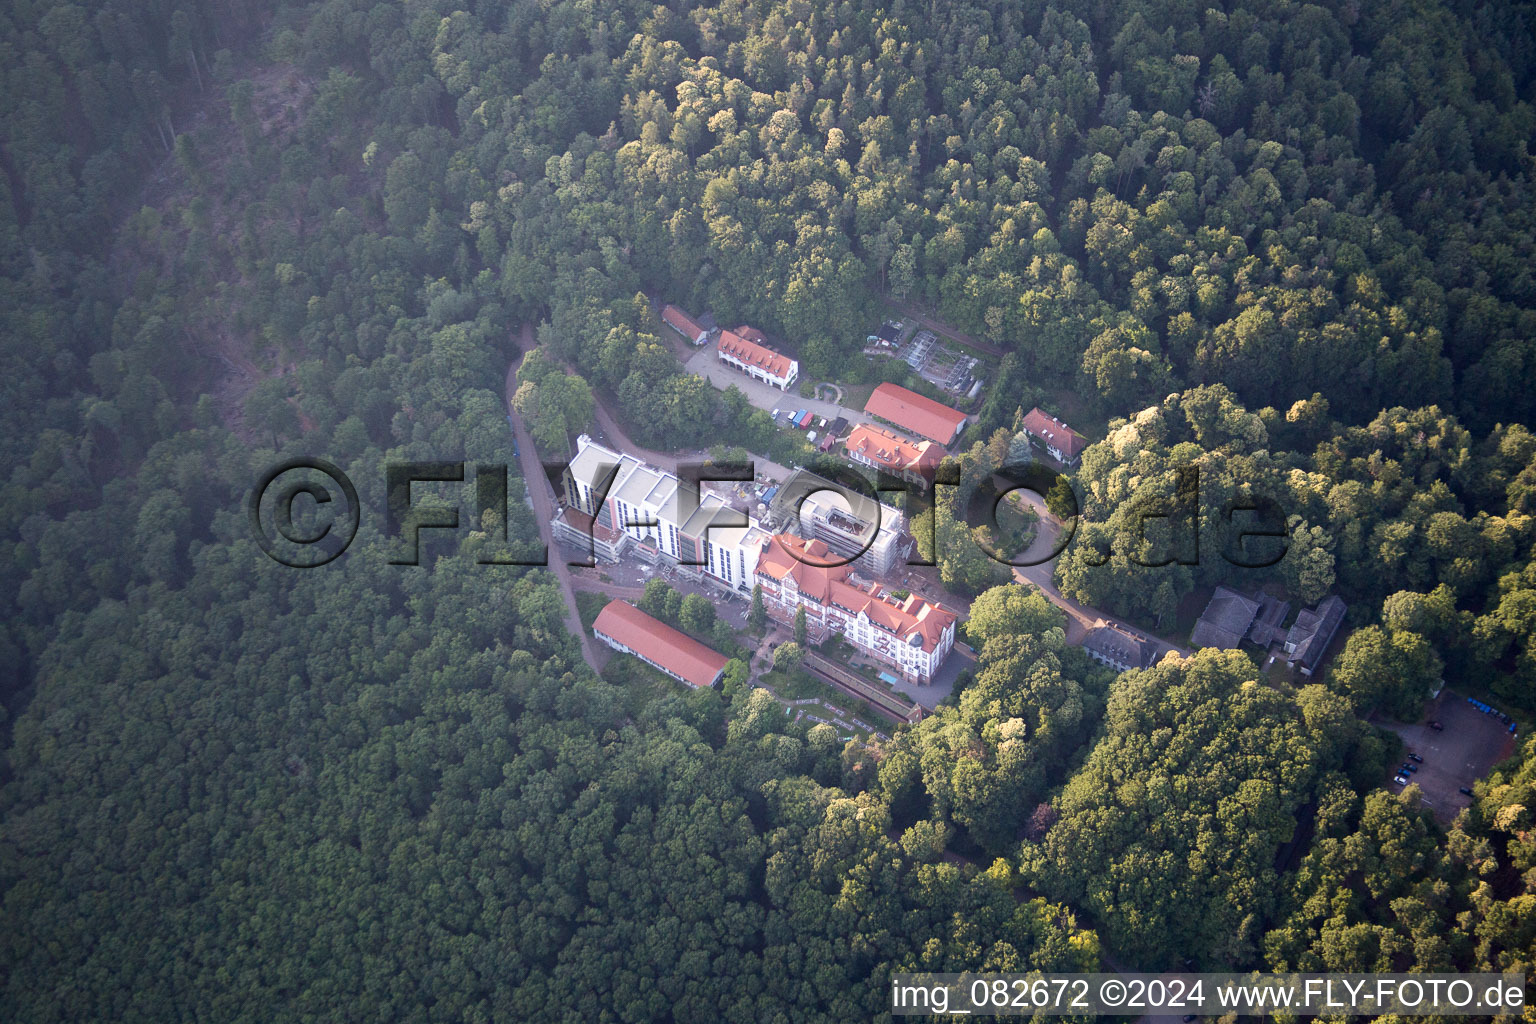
643, 474, 677, 508
679, 496, 746, 539
614, 465, 663, 507
1247, 593, 1292, 647
568, 438, 639, 494
1082, 625, 1158, 671
1284, 595, 1347, 672
1190, 586, 1261, 649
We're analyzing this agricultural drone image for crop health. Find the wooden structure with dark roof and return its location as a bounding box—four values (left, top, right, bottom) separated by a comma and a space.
1190, 586, 1262, 650
1283, 595, 1347, 676
1082, 623, 1159, 672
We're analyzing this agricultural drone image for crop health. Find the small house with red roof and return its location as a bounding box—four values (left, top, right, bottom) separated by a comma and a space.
661, 304, 710, 345
1021, 407, 1088, 466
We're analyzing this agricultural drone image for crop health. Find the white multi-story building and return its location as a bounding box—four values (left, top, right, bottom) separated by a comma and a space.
716, 326, 798, 390
754, 533, 957, 683
559, 436, 766, 593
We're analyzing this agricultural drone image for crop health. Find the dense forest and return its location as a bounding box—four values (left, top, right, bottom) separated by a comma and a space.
3, 0, 1536, 1019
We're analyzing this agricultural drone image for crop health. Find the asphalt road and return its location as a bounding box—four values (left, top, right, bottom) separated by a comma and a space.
1009, 487, 1190, 660
505, 324, 607, 676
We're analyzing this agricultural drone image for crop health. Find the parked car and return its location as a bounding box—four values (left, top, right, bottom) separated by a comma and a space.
1400, 763, 1418, 773
1429, 721, 1444, 731
1408, 753, 1423, 762
1459, 787, 1474, 796
1394, 775, 1410, 785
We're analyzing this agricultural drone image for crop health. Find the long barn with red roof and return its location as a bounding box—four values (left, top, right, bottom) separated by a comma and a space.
592, 601, 731, 688
863, 382, 968, 446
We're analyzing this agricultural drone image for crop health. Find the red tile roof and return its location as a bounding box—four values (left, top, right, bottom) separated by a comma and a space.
661, 304, 706, 341
754, 534, 956, 653
864, 383, 967, 445
1021, 407, 1088, 461
844, 423, 942, 474
592, 601, 730, 688
756, 534, 846, 601
718, 327, 795, 380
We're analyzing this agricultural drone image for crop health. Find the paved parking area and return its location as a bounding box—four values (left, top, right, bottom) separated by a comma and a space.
684, 341, 863, 425
860, 641, 975, 710
1381, 691, 1519, 823
566, 551, 753, 631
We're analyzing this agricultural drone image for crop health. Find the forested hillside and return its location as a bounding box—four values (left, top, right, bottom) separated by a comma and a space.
3, 0, 1536, 1018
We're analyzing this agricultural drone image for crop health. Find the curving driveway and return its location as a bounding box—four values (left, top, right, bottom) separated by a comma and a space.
1008, 488, 1191, 661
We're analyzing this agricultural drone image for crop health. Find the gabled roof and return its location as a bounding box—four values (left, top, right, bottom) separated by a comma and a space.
844, 423, 942, 474
718, 327, 796, 379
661, 304, 707, 340
1190, 586, 1261, 649
756, 533, 845, 602
826, 580, 955, 653
1021, 407, 1088, 461
593, 601, 729, 688
1285, 595, 1347, 670
864, 383, 967, 445
755, 533, 955, 653
1083, 624, 1158, 670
